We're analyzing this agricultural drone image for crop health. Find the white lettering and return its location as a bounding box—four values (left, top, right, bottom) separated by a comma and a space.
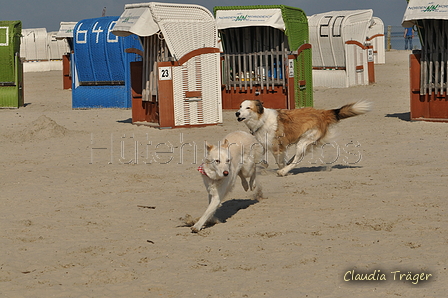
92, 22, 104, 43
76, 23, 88, 44
107, 21, 119, 43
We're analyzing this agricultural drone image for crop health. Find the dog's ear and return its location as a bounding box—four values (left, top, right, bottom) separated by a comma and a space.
255, 100, 264, 114
221, 139, 229, 148
206, 142, 214, 152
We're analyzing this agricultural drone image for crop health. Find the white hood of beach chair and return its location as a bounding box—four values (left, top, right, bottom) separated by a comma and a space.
111, 4, 160, 37
402, 0, 448, 27
56, 22, 77, 39
112, 2, 218, 61
215, 9, 286, 31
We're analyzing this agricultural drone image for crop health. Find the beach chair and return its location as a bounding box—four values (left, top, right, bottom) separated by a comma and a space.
308, 10, 375, 88
56, 22, 77, 89
367, 17, 385, 65
113, 2, 222, 128
71, 16, 142, 109
0, 20, 23, 108
404, 0, 448, 121
215, 5, 313, 109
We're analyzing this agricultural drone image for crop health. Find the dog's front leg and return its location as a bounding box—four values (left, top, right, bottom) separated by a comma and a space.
273, 151, 286, 170
191, 189, 221, 233
277, 143, 307, 176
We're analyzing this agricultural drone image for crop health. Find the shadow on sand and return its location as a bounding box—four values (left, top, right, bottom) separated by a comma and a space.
214, 198, 259, 224
385, 112, 411, 121
117, 118, 132, 124
179, 198, 259, 231
266, 164, 363, 175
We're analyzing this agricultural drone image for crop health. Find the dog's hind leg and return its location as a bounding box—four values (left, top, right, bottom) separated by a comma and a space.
191, 192, 221, 233
248, 168, 257, 191
277, 129, 321, 176
238, 171, 250, 191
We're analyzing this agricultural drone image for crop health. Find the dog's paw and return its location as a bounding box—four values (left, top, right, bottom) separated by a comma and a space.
252, 187, 266, 200
276, 169, 289, 177
259, 160, 269, 169
191, 226, 201, 233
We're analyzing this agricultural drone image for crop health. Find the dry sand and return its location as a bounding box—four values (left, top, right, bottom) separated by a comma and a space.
1, 51, 447, 297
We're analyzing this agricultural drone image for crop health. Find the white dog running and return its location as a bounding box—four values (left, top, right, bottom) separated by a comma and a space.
192, 131, 265, 232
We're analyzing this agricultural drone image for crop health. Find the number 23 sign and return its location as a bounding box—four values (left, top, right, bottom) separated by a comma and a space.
159, 67, 172, 80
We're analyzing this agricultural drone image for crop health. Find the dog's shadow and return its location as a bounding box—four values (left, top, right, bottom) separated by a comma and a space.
179, 198, 259, 230
286, 164, 362, 175
214, 199, 259, 224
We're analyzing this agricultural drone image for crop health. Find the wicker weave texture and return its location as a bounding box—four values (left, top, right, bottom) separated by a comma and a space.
20, 28, 48, 61
72, 86, 130, 109
0, 21, 21, 83
308, 11, 372, 68
0, 21, 23, 107
214, 5, 312, 108
172, 52, 221, 126
312, 70, 347, 88
214, 5, 308, 49
72, 16, 142, 108
345, 44, 368, 87
151, 3, 218, 60
367, 17, 385, 65
140, 3, 222, 125
74, 17, 122, 83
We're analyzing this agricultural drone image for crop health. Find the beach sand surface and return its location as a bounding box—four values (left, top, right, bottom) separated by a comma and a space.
1, 51, 447, 297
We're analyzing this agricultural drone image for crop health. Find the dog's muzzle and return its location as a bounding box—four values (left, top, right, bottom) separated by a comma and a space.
235, 112, 245, 122
223, 171, 229, 176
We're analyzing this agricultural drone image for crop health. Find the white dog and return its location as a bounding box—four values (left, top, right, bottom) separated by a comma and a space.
192, 131, 265, 232
236, 100, 371, 176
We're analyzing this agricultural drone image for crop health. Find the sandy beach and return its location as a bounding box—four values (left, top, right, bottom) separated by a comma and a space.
1, 50, 447, 297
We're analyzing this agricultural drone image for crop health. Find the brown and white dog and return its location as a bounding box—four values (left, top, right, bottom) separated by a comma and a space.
235, 100, 371, 176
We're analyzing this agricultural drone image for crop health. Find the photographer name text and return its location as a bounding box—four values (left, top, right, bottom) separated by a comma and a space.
344, 269, 433, 285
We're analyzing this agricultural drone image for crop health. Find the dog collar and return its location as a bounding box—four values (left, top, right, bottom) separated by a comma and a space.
250, 126, 262, 135
197, 163, 208, 177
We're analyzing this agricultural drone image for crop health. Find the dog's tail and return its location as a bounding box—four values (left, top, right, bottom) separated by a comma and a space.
332, 100, 372, 121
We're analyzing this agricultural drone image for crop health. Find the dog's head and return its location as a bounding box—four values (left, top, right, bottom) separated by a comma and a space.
235, 100, 264, 122
203, 139, 231, 180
